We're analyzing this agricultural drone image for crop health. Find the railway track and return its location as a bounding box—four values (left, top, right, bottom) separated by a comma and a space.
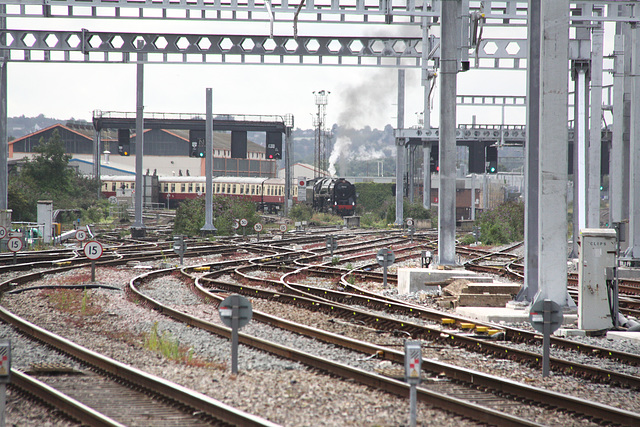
1, 231, 639, 426
0, 305, 278, 427
126, 263, 640, 426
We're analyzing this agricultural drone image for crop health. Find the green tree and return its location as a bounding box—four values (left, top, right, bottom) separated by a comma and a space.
476, 201, 524, 245
21, 130, 74, 193
8, 129, 101, 222
174, 196, 260, 236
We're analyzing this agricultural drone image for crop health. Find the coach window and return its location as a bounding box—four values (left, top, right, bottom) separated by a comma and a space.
181, 184, 186, 192
131, 183, 135, 190
170, 184, 175, 192
240, 185, 244, 194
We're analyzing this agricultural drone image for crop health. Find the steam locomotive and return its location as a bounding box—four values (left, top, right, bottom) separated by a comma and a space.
312, 177, 357, 216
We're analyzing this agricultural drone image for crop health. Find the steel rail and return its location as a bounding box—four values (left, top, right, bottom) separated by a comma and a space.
129, 269, 544, 427
10, 369, 126, 427
197, 261, 640, 390
0, 305, 280, 427
139, 266, 640, 427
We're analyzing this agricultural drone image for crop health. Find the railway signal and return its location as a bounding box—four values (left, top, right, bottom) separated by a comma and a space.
118, 129, 130, 156
266, 132, 282, 159
189, 130, 206, 158
486, 146, 498, 174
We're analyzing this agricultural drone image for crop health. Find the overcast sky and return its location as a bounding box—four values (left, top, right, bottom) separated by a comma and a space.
5, 13, 615, 131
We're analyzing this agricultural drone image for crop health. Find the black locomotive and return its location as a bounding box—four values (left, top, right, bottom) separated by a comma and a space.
312, 177, 357, 216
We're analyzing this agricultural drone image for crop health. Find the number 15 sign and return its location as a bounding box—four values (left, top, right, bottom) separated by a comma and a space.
84, 241, 103, 282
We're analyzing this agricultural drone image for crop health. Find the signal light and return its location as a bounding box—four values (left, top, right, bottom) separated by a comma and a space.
266, 132, 282, 159
118, 129, 130, 156
189, 130, 206, 158
486, 146, 498, 174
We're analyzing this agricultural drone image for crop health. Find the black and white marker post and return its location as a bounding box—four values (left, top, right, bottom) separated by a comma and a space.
376, 248, 395, 288
404, 340, 422, 427
218, 294, 253, 374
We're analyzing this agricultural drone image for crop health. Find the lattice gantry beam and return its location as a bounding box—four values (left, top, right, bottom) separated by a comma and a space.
0, 29, 527, 69
0, 0, 530, 25
0, 1, 635, 26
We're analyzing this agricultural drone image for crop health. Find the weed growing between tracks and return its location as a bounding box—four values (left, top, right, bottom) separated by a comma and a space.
44, 288, 102, 317
143, 322, 226, 370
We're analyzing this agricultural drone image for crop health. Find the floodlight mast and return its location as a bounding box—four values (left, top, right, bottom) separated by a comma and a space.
313, 90, 330, 181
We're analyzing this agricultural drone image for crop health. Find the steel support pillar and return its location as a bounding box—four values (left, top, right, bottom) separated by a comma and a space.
422, 17, 432, 211
536, 0, 569, 306
201, 88, 216, 234
408, 145, 415, 203
0, 6, 6, 211
588, 16, 604, 229
571, 64, 589, 257
471, 174, 477, 220
132, 47, 146, 237
423, 142, 431, 209
629, 23, 640, 258
521, 0, 540, 296
610, 33, 626, 228
93, 131, 101, 197
284, 127, 292, 216
395, 69, 405, 225
437, 0, 458, 265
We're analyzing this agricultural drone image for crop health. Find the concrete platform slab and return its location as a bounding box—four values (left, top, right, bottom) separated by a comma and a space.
397, 267, 487, 294
463, 283, 521, 294
606, 331, 640, 343
458, 294, 512, 307
554, 328, 587, 337
456, 306, 578, 325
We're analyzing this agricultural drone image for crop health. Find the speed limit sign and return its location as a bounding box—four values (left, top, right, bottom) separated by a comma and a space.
279, 224, 287, 233
0, 226, 6, 240
254, 223, 263, 233
75, 229, 87, 241
240, 218, 248, 227
232, 219, 240, 230
7, 237, 22, 253
84, 241, 103, 260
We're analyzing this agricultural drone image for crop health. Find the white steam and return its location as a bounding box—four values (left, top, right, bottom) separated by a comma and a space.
328, 136, 352, 177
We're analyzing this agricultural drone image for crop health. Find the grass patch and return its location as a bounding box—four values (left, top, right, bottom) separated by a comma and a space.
45, 289, 102, 316
143, 322, 226, 370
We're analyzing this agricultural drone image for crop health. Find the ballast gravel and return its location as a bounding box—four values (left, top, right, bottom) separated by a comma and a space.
1, 242, 639, 426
